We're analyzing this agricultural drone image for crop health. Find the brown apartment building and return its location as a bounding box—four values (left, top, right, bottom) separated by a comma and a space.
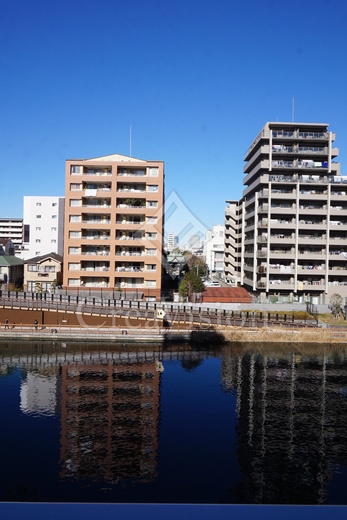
63, 154, 164, 301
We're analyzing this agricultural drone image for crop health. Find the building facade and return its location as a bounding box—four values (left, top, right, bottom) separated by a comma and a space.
0, 218, 23, 252
225, 122, 347, 304
204, 224, 225, 276
63, 154, 164, 301
24, 253, 63, 292
21, 196, 65, 260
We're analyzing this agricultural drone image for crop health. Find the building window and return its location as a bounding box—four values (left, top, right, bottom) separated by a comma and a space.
52, 202, 57, 207
146, 232, 157, 239
36, 227, 41, 231
71, 165, 82, 174
146, 248, 157, 256
52, 215, 57, 219
68, 278, 79, 286
146, 264, 157, 271
147, 201, 158, 208
147, 167, 159, 177
69, 231, 80, 238
68, 263, 79, 270
69, 247, 80, 254
28, 265, 38, 272
51, 239, 56, 243
36, 239, 41, 243
70, 183, 81, 191
145, 280, 156, 287
44, 266, 55, 272
147, 185, 158, 192
69, 215, 81, 223
36, 215, 41, 219
51, 227, 57, 231
36, 202, 41, 206
146, 217, 157, 224
70, 199, 81, 207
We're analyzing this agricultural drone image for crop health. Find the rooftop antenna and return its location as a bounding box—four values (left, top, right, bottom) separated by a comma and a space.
292, 97, 294, 122
130, 124, 132, 157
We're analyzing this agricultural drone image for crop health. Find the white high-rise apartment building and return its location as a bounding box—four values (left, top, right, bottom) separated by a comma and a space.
21, 196, 65, 260
225, 122, 347, 304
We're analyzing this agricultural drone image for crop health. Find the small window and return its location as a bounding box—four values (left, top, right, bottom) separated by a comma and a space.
36, 202, 41, 206
71, 165, 82, 174
36, 227, 41, 231
52, 215, 57, 219
36, 215, 41, 219
36, 239, 41, 243
51, 227, 57, 231
52, 202, 57, 207
51, 239, 56, 243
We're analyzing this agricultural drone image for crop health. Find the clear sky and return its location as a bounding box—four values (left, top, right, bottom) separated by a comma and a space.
1, 0, 347, 237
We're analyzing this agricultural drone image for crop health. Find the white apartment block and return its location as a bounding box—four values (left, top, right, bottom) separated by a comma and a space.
21, 196, 65, 260
0, 218, 23, 251
204, 224, 225, 275
225, 122, 347, 304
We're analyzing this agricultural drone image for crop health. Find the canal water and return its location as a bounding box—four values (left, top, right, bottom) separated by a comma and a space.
0, 340, 347, 505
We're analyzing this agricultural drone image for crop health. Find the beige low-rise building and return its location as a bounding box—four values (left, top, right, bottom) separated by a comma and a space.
24, 253, 63, 292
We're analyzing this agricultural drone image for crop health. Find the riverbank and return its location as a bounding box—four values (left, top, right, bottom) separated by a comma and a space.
0, 324, 346, 344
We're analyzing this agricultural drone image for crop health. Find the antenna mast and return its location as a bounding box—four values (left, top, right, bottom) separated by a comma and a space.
292, 97, 294, 122
130, 124, 132, 156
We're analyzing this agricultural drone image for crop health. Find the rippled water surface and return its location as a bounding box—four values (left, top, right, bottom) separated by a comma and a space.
0, 341, 347, 504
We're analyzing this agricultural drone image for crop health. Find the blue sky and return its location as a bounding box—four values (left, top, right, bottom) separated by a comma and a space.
1, 0, 347, 236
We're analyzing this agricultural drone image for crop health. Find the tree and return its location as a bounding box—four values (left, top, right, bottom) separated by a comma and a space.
329, 293, 343, 318
178, 270, 204, 300
184, 253, 207, 276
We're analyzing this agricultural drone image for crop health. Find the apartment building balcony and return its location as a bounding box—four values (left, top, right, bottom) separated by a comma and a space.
115, 249, 145, 257
80, 262, 110, 272
82, 168, 112, 177
81, 216, 111, 225
117, 168, 146, 177
328, 266, 347, 275
115, 278, 145, 289
268, 280, 295, 290
272, 144, 330, 155
116, 199, 146, 210
80, 245, 110, 256
269, 235, 296, 244
116, 217, 145, 226
298, 221, 326, 230
117, 184, 146, 193
299, 250, 325, 260
329, 249, 347, 258
265, 250, 296, 259
243, 160, 270, 183
115, 232, 144, 242
81, 231, 110, 240
82, 183, 112, 192
80, 277, 110, 287
270, 205, 296, 214
330, 205, 347, 214
298, 235, 326, 244
81, 198, 111, 208
115, 262, 144, 273
271, 190, 296, 199
297, 264, 325, 274
272, 130, 329, 140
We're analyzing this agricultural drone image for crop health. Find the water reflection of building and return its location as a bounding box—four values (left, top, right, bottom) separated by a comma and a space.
59, 355, 161, 483
20, 372, 59, 416
221, 350, 347, 504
